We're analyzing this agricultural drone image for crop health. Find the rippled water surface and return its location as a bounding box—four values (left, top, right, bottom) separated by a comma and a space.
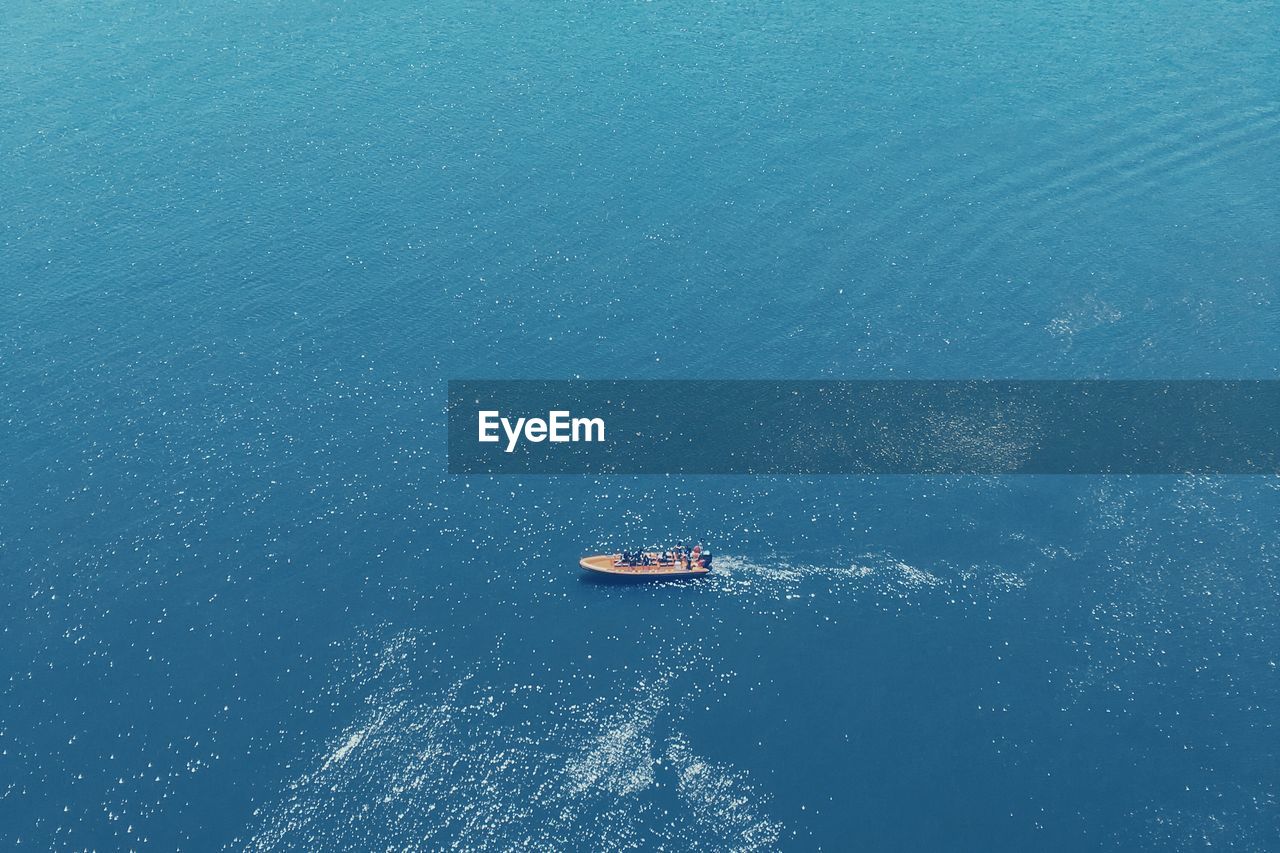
3, 0, 1279, 849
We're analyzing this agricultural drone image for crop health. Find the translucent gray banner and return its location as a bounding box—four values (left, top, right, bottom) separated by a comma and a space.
446, 380, 1280, 474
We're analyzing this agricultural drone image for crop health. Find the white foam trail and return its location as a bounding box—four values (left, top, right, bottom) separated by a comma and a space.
710, 553, 1024, 602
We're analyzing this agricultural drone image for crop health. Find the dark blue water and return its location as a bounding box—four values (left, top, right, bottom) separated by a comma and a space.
4, 1, 1279, 849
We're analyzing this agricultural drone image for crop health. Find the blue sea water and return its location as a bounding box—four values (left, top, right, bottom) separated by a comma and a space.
3, 0, 1280, 849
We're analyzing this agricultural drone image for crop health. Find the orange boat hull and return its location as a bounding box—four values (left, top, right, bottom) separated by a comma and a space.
579, 554, 710, 578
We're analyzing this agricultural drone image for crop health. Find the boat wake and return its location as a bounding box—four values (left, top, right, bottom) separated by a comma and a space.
708, 553, 1027, 603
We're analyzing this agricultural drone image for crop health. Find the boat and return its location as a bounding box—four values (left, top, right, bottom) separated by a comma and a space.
579, 553, 711, 578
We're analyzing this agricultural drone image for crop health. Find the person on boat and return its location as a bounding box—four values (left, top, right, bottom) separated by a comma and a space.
690, 544, 703, 568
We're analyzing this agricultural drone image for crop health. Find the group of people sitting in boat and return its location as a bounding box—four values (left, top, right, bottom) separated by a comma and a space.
615, 544, 712, 569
